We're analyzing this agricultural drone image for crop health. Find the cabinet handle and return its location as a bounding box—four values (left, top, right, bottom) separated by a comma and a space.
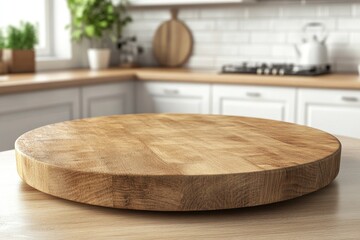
163, 89, 180, 95
341, 96, 358, 102
246, 92, 261, 98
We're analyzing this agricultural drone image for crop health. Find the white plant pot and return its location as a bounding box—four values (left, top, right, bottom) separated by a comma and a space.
87, 48, 110, 70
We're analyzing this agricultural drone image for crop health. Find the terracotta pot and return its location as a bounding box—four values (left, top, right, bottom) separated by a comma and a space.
3, 49, 35, 73
0, 50, 7, 75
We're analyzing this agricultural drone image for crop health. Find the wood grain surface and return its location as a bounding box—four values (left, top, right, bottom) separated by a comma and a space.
153, 10, 193, 67
2, 136, 359, 239
15, 114, 341, 211
1, 68, 360, 94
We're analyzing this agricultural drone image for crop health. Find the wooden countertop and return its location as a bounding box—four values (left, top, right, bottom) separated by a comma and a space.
1, 135, 360, 239
1, 68, 360, 94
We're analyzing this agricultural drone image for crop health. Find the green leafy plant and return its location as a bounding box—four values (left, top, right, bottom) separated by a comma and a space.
67, 0, 132, 48
0, 29, 5, 49
5, 22, 38, 50
116, 1, 132, 39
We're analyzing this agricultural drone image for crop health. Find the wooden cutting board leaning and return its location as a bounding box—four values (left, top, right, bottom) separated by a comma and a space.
153, 9, 193, 67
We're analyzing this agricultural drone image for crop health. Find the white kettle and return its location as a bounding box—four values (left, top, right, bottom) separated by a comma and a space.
294, 22, 328, 67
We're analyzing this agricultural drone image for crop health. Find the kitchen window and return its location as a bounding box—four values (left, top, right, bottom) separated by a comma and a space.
0, 0, 52, 57
0, 0, 76, 70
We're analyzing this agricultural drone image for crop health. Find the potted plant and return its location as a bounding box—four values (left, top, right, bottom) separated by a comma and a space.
67, 0, 131, 70
0, 29, 5, 59
3, 22, 38, 73
0, 29, 6, 74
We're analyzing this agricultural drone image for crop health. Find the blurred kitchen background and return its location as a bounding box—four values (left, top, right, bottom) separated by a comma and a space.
127, 1, 360, 72
1, 0, 360, 151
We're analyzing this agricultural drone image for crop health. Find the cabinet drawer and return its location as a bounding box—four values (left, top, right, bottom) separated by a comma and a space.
136, 81, 211, 114
212, 85, 296, 122
0, 88, 80, 151
81, 81, 134, 118
298, 88, 360, 138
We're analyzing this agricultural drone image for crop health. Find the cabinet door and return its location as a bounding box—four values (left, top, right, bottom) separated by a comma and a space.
81, 81, 134, 118
0, 88, 80, 151
212, 85, 296, 122
136, 82, 210, 114
298, 89, 360, 138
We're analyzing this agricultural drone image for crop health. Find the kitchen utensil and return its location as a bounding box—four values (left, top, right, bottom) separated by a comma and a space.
16, 114, 341, 211
153, 9, 193, 67
294, 22, 329, 67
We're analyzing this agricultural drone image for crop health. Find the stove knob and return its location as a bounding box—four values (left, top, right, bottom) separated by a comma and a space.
279, 69, 286, 75
272, 68, 278, 75
264, 68, 271, 75
256, 68, 263, 75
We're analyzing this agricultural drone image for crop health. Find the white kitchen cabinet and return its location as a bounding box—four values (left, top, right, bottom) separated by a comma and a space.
212, 85, 296, 122
0, 88, 80, 151
136, 81, 211, 114
298, 88, 360, 139
81, 81, 134, 118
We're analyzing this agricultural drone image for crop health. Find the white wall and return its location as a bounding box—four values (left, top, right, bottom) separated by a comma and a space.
125, 2, 360, 72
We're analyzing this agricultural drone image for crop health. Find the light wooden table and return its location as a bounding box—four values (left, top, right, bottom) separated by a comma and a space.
1, 136, 360, 239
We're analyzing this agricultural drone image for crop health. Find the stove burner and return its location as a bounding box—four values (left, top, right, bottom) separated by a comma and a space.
222, 63, 331, 76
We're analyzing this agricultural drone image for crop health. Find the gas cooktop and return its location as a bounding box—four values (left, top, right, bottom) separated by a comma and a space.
222, 63, 331, 76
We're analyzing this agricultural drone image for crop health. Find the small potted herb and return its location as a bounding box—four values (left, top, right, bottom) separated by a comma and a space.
67, 0, 131, 70
3, 22, 38, 73
0, 29, 6, 74
0, 29, 5, 59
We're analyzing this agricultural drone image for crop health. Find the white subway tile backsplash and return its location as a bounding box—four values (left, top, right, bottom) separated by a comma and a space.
280, 5, 317, 18
272, 19, 303, 31
327, 32, 349, 44
352, 4, 360, 17
251, 32, 286, 44
271, 45, 296, 58
128, 3, 360, 72
215, 20, 238, 31
350, 33, 360, 43
187, 56, 215, 69
200, 7, 247, 19
240, 19, 273, 30
328, 44, 360, 60
178, 9, 200, 19
194, 44, 218, 56
194, 44, 239, 56
239, 44, 272, 57
134, 32, 154, 43
334, 60, 359, 73
317, 4, 352, 17
193, 32, 221, 43
338, 19, 360, 30
129, 20, 161, 32
248, 6, 280, 18
287, 32, 303, 44
129, 11, 144, 20
143, 10, 170, 20
185, 20, 215, 31
220, 32, 249, 43
301, 19, 336, 30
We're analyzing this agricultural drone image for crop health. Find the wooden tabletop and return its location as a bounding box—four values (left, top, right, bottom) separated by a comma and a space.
1, 68, 360, 94
2, 135, 360, 239
15, 114, 341, 211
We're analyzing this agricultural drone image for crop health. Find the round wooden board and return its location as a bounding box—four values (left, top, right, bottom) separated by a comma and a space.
153, 10, 193, 67
15, 114, 341, 211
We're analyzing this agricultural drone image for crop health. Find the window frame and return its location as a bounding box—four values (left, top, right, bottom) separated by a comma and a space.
36, 0, 53, 57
